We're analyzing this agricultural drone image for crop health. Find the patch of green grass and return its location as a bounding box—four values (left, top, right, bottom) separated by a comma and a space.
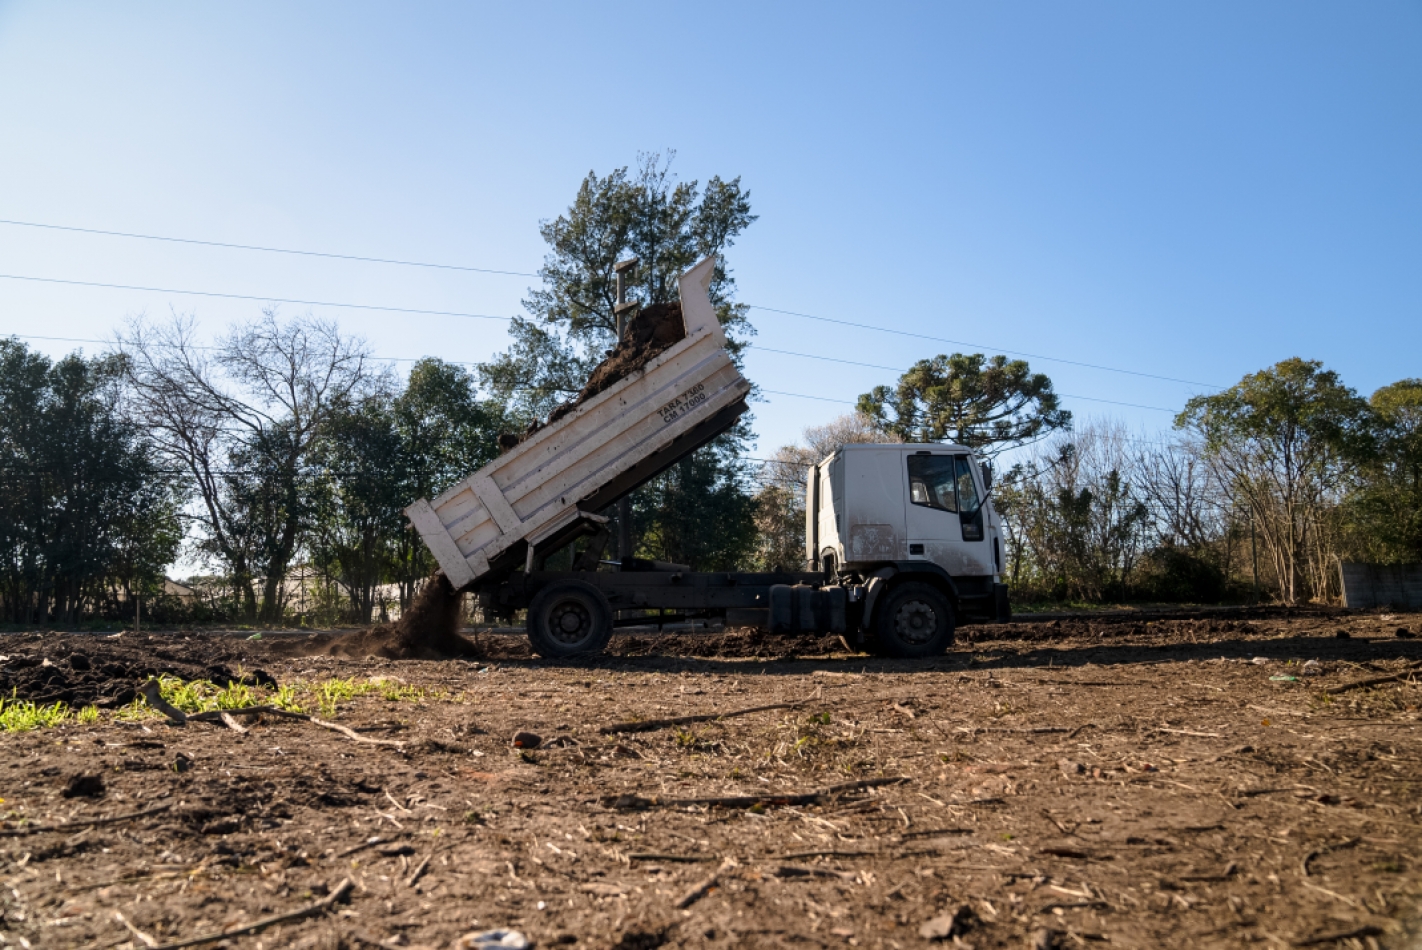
316, 677, 382, 715
151, 674, 279, 715
44, 672, 456, 729
271, 684, 303, 711
0, 697, 98, 732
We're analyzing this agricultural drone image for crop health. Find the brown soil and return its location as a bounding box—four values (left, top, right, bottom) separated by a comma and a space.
0, 639, 274, 709
286, 574, 479, 660
502, 302, 687, 451
4, 607, 1421, 950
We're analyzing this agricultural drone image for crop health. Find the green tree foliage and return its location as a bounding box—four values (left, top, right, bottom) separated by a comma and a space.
0, 339, 183, 623
482, 151, 757, 422
310, 359, 507, 621
309, 396, 404, 624
1344, 378, 1422, 565
856, 353, 1070, 457
1176, 358, 1371, 604
481, 152, 760, 568
636, 452, 758, 571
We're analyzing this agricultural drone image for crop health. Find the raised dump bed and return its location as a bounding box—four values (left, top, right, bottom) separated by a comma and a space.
405, 255, 751, 589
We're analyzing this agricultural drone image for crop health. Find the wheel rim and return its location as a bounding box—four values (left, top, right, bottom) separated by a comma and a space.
894, 600, 938, 645
548, 598, 593, 645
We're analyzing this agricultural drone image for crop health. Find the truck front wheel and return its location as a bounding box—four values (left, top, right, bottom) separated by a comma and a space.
527, 580, 613, 658
873, 582, 955, 658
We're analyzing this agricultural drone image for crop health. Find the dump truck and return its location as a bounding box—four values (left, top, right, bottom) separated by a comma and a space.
405, 255, 1010, 658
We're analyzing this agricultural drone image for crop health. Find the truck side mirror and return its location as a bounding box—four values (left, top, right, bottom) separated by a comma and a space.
981, 460, 993, 492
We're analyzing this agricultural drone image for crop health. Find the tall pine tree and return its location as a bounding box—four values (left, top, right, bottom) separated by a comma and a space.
480, 153, 760, 570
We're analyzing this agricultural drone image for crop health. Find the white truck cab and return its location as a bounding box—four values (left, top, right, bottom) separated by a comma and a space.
806, 444, 1006, 622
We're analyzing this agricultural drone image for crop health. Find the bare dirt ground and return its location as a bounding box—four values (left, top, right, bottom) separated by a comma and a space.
2, 607, 1420, 950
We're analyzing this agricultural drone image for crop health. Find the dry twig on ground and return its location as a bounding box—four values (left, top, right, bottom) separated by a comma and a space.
598, 701, 805, 735
140, 877, 353, 950
0, 803, 173, 838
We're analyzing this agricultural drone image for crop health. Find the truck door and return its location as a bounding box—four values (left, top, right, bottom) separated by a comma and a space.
903, 451, 993, 576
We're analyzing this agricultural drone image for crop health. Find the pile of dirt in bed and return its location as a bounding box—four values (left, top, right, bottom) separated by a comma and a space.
499, 301, 687, 452
0, 633, 273, 706
295, 574, 479, 660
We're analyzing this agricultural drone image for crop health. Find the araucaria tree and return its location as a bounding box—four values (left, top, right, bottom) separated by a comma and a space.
857, 353, 1071, 458
481, 152, 761, 569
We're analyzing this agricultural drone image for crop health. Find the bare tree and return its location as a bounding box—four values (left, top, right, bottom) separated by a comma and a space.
118, 310, 377, 621
1128, 435, 1229, 550
1000, 419, 1150, 601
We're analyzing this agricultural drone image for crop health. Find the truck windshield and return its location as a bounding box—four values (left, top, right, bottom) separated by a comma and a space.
906, 454, 958, 513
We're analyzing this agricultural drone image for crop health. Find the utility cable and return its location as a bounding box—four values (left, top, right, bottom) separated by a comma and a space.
0, 218, 1220, 388
4, 333, 483, 367
748, 305, 1221, 389
0, 218, 537, 277
2, 332, 1180, 412
0, 274, 514, 323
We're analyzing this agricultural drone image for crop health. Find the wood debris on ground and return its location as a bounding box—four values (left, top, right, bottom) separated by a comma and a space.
0, 605, 1419, 948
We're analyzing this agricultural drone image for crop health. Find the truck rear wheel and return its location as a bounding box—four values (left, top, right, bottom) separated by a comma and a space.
873, 582, 955, 658
527, 580, 613, 658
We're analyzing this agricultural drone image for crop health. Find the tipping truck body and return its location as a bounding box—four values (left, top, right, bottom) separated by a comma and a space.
404, 255, 751, 591
406, 256, 1009, 659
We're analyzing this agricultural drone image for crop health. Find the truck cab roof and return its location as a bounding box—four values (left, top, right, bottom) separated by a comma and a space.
830, 442, 975, 458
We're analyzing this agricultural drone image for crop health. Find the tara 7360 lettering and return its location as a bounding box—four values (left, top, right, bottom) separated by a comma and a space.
657, 382, 708, 424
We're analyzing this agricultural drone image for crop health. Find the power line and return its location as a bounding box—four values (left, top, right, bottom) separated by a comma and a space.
0, 274, 515, 324
761, 389, 854, 405
746, 305, 1223, 390
0, 273, 1200, 409
4, 333, 484, 368
0, 218, 538, 278
0, 332, 852, 409
3, 332, 1182, 413
760, 375, 1176, 413
0, 217, 1220, 389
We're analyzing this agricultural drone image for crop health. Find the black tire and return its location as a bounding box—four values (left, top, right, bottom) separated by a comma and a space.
872, 581, 955, 658
526, 580, 614, 658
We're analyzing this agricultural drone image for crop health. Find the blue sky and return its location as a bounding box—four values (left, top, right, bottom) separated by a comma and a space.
2, 1, 1418, 464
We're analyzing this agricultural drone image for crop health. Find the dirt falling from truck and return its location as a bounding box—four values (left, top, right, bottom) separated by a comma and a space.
500, 301, 687, 452
300, 574, 478, 659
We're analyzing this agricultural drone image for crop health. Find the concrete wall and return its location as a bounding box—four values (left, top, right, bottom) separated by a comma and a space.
1338, 561, 1422, 609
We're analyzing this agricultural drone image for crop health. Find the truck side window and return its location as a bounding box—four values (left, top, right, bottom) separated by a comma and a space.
955, 456, 980, 512
955, 455, 984, 541
906, 455, 958, 513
